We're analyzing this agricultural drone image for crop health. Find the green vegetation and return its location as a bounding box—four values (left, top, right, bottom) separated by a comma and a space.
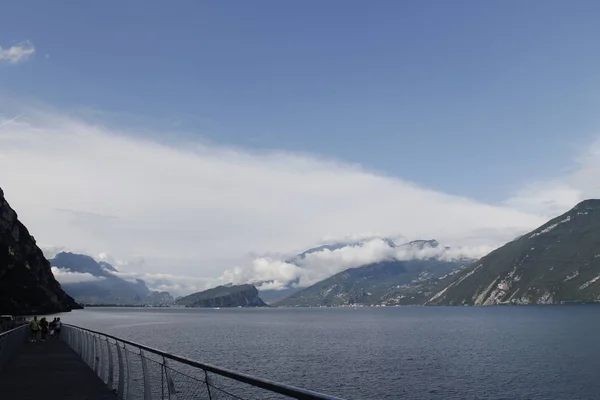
276, 259, 467, 307
430, 199, 600, 305
175, 284, 267, 307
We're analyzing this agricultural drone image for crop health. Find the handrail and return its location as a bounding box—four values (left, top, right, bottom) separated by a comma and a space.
64, 324, 345, 400
0, 324, 27, 337
0, 324, 27, 372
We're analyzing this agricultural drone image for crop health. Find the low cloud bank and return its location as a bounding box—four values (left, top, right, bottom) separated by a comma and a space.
6, 106, 600, 293
219, 238, 497, 291
111, 270, 215, 297
51, 267, 106, 284
1, 108, 547, 283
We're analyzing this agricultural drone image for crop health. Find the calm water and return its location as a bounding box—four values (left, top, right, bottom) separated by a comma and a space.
57, 306, 600, 400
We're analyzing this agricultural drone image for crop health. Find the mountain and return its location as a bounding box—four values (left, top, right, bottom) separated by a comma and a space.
292, 240, 395, 260
258, 288, 302, 304
175, 284, 267, 307
52, 252, 114, 277
98, 261, 118, 272
257, 238, 426, 304
145, 291, 175, 306
0, 188, 80, 314
428, 199, 600, 305
50, 252, 172, 305
276, 240, 471, 307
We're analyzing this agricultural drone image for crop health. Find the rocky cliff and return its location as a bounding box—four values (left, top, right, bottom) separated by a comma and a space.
428, 199, 600, 305
145, 291, 174, 306
175, 284, 267, 308
0, 188, 81, 314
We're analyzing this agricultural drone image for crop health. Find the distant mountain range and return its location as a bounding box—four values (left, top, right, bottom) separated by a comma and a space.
50, 252, 174, 306
274, 200, 600, 306
428, 199, 600, 305
275, 239, 471, 306
45, 199, 600, 308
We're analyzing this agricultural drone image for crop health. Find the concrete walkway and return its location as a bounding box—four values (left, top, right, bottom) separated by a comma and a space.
0, 338, 115, 399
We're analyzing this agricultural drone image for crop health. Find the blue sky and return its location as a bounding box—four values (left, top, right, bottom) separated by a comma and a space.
2, 1, 600, 293
3, 1, 600, 200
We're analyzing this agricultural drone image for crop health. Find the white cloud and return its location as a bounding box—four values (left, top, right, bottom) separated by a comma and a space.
219, 238, 497, 290
0, 41, 35, 64
51, 267, 106, 284
41, 246, 67, 260
111, 270, 215, 297
3, 106, 594, 295
505, 183, 584, 217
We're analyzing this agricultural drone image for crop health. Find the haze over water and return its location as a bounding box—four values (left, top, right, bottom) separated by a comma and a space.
60, 306, 600, 400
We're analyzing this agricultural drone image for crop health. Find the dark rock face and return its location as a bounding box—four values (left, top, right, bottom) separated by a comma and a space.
175, 284, 267, 308
0, 188, 81, 315
145, 291, 174, 306
428, 199, 600, 305
258, 287, 303, 304
51, 252, 113, 277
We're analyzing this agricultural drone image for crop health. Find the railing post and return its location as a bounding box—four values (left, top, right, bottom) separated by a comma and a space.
79, 330, 84, 361
0, 334, 7, 366
78, 329, 83, 357
87, 332, 93, 368
116, 342, 126, 400
140, 349, 152, 400
204, 370, 212, 400
93, 335, 100, 376
163, 357, 177, 400
106, 338, 114, 389
71, 327, 77, 354
83, 331, 89, 366
125, 346, 134, 400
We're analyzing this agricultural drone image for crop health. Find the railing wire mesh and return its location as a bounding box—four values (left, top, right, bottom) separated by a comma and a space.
63, 324, 344, 400
0, 325, 27, 372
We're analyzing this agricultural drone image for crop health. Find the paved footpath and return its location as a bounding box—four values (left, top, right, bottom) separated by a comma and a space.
0, 338, 115, 399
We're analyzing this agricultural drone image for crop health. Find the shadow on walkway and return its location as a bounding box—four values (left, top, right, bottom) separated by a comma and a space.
0, 338, 115, 399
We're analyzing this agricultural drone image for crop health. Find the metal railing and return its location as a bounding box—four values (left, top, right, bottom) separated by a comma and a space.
0, 318, 26, 334
63, 324, 345, 400
0, 325, 27, 372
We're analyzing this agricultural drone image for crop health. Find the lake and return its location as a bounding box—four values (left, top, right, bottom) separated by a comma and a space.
56, 305, 600, 400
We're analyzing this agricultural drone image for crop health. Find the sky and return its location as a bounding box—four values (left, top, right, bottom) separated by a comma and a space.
2, 1, 600, 295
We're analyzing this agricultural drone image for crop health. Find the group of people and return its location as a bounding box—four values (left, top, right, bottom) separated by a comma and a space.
29, 316, 62, 342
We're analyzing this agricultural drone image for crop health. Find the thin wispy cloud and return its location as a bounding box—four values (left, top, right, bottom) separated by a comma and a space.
1, 106, 596, 295
112, 270, 215, 296
0, 41, 35, 64
504, 140, 600, 217
0, 114, 23, 128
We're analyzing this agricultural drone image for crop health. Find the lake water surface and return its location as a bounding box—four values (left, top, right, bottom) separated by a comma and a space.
57, 306, 600, 399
